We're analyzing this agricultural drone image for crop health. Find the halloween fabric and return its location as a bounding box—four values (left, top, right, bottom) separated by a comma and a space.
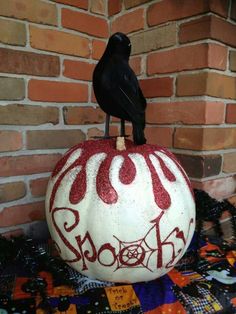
1, 234, 236, 314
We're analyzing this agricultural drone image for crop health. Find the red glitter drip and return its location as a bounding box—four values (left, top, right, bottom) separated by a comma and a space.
119, 156, 136, 185
145, 155, 171, 210
70, 167, 87, 204
155, 154, 176, 182
49, 139, 188, 210
96, 156, 118, 204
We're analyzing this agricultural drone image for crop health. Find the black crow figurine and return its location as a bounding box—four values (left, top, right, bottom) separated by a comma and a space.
92, 32, 146, 145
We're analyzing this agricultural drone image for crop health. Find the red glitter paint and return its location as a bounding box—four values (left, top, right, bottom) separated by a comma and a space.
145, 155, 171, 210
155, 154, 176, 182
96, 155, 118, 204
52, 207, 82, 263
70, 167, 87, 204
49, 139, 192, 212
51, 206, 195, 272
119, 156, 136, 185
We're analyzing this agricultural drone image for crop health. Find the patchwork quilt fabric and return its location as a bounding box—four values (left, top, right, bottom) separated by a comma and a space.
1, 235, 236, 313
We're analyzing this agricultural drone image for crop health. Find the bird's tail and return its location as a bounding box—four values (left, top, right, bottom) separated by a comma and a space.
132, 123, 146, 145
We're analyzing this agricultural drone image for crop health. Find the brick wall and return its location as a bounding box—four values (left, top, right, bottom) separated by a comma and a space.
109, 0, 236, 200
0, 0, 235, 237
0, 0, 109, 237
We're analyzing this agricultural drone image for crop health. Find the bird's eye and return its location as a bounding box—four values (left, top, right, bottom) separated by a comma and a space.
128, 43, 131, 47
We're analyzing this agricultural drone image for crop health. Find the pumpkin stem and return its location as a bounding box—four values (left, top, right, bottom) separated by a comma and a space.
116, 136, 126, 151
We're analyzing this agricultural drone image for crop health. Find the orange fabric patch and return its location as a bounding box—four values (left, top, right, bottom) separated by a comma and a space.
199, 242, 224, 263
13, 277, 31, 299
52, 285, 76, 296
168, 269, 190, 287
231, 297, 236, 306
105, 285, 140, 311
227, 250, 236, 266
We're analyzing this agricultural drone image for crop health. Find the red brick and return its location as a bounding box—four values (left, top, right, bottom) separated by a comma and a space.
229, 51, 236, 72
0, 48, 59, 77
26, 130, 85, 149
63, 106, 105, 124
0, 19, 26, 46
130, 23, 177, 55
180, 15, 236, 48
108, 0, 122, 16
179, 16, 211, 43
226, 104, 236, 123
124, 0, 150, 9
140, 77, 173, 98
0, 0, 57, 25
91, 89, 97, 103
112, 116, 124, 124
89, 125, 117, 137
63, 60, 95, 81
174, 127, 236, 150
146, 101, 225, 125
145, 127, 173, 147
148, 0, 229, 26
0, 131, 22, 152
0, 104, 59, 126
177, 72, 236, 99
223, 153, 236, 173
91, 0, 106, 15
0, 77, 25, 100
129, 56, 142, 76
30, 177, 49, 197
174, 128, 203, 150
209, 0, 229, 17
0, 181, 26, 203
206, 72, 236, 99
0, 154, 61, 177
111, 8, 144, 34
147, 43, 227, 75
28, 79, 88, 103
53, 0, 88, 9
109, 125, 120, 137
176, 154, 222, 178
30, 26, 90, 57
0, 201, 45, 228
208, 43, 228, 69
62, 8, 109, 38
92, 39, 106, 60
177, 72, 207, 96
87, 127, 104, 139
192, 176, 236, 200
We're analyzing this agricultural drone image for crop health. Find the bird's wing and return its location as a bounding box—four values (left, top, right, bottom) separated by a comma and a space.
108, 60, 146, 124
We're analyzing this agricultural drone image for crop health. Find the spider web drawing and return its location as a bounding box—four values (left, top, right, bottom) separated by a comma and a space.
113, 223, 158, 272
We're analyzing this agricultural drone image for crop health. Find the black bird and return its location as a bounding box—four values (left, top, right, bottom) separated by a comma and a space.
93, 32, 146, 145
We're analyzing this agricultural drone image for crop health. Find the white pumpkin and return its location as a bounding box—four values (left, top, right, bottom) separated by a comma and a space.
45, 139, 195, 283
